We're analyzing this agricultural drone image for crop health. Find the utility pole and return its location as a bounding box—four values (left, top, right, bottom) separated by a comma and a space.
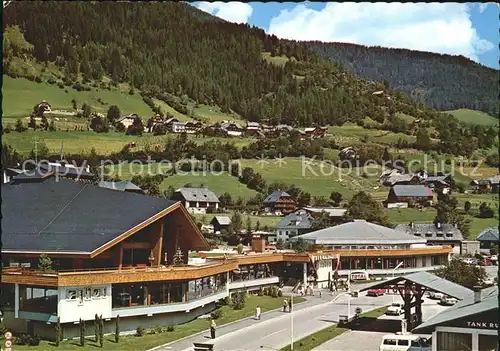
290, 291, 294, 350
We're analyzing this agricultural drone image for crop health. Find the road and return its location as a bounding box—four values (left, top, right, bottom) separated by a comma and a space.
206, 292, 396, 351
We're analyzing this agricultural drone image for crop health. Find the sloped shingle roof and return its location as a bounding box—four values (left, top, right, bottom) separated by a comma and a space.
2, 178, 178, 253
175, 187, 219, 203
276, 212, 313, 230
391, 185, 433, 197
395, 223, 463, 241
264, 190, 291, 204
294, 220, 426, 245
476, 227, 499, 242
211, 216, 231, 225
413, 286, 498, 333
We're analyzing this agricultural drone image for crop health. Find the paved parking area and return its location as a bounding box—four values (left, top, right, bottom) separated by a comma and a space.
313, 297, 448, 351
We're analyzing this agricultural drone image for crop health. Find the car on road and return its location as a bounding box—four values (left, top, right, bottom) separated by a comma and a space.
367, 288, 385, 297
462, 257, 476, 265
386, 302, 404, 315
439, 296, 458, 306
427, 291, 444, 300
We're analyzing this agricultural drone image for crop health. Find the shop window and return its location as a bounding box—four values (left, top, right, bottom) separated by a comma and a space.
92, 288, 101, 299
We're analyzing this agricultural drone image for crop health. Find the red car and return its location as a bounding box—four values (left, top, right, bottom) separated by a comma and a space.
367, 288, 385, 297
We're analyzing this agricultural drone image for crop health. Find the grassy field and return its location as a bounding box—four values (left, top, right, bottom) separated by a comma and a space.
239, 157, 381, 199
193, 104, 242, 123
13, 295, 305, 351
445, 109, 498, 126
152, 98, 193, 121
261, 52, 292, 67
2, 76, 154, 119
193, 211, 282, 230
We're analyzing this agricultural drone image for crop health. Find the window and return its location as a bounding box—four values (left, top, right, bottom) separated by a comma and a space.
92, 288, 101, 299
383, 339, 397, 345
67, 290, 77, 300
78, 290, 84, 304
398, 339, 409, 346
102, 287, 107, 297
84, 287, 91, 300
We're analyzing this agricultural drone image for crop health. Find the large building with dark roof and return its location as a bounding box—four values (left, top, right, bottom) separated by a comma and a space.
263, 190, 296, 214
290, 220, 452, 285
386, 184, 434, 208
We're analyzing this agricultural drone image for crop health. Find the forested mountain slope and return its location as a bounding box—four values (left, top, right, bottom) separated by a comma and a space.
302, 41, 498, 116
3, 1, 437, 127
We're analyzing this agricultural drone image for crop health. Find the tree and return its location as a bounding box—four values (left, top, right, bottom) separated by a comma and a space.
2, 143, 22, 171
82, 103, 92, 118
41, 115, 49, 130
311, 212, 332, 230
90, 116, 109, 133
115, 315, 120, 343
255, 220, 261, 232
344, 191, 390, 227
38, 253, 53, 272
231, 212, 243, 233
15, 119, 27, 132
219, 192, 233, 209
99, 315, 104, 348
435, 257, 487, 289
382, 147, 391, 163
276, 239, 284, 250
94, 314, 99, 343
464, 201, 471, 214
49, 119, 56, 131
126, 117, 144, 136
71, 98, 78, 110
107, 105, 121, 124
291, 238, 308, 253
28, 115, 37, 129
478, 202, 494, 218
416, 128, 431, 150
54, 317, 61, 347
297, 191, 311, 207
245, 216, 252, 237
330, 191, 343, 206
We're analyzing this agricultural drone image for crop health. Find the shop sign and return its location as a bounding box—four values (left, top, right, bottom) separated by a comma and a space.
350, 271, 369, 280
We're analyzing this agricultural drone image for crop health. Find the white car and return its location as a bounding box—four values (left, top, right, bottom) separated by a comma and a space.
490, 255, 498, 262
386, 303, 404, 315
440, 296, 458, 306
482, 278, 494, 286
428, 291, 444, 300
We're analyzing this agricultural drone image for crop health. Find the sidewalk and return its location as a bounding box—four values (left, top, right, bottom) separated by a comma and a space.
151, 292, 340, 351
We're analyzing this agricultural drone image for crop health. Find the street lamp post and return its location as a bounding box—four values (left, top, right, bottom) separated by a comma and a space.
392, 261, 404, 303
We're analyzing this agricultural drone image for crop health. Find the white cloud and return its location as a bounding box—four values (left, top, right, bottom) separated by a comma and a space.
478, 3, 494, 13
196, 2, 253, 24
267, 3, 494, 62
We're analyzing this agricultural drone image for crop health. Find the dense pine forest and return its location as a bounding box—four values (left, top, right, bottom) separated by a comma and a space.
2, 2, 497, 157
302, 41, 498, 116
3, 2, 438, 125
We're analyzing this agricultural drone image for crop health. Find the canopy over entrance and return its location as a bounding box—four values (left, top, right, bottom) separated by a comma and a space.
359, 271, 472, 330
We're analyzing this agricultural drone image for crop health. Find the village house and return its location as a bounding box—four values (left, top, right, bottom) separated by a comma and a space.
115, 113, 139, 129
303, 127, 327, 139
275, 207, 346, 243
470, 175, 500, 194
379, 168, 402, 184
476, 227, 499, 252
170, 187, 220, 214
245, 122, 261, 136
423, 175, 452, 194
339, 146, 357, 160
184, 121, 203, 134
220, 122, 243, 137
263, 190, 296, 215
385, 184, 434, 208
395, 222, 464, 255
210, 215, 231, 234
382, 173, 421, 187
171, 121, 187, 133
36, 100, 52, 115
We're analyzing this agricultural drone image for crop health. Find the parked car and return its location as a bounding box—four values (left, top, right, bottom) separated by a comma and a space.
462, 257, 477, 265
367, 288, 385, 297
482, 278, 494, 286
386, 302, 404, 315
440, 296, 458, 306
428, 291, 444, 300
380, 334, 431, 351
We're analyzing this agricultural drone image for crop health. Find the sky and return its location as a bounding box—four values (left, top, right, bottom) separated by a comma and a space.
194, 2, 499, 69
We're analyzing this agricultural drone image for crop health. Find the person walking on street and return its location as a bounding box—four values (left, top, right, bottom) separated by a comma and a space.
256, 305, 261, 320
319, 290, 322, 298
210, 319, 216, 339
283, 298, 288, 312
